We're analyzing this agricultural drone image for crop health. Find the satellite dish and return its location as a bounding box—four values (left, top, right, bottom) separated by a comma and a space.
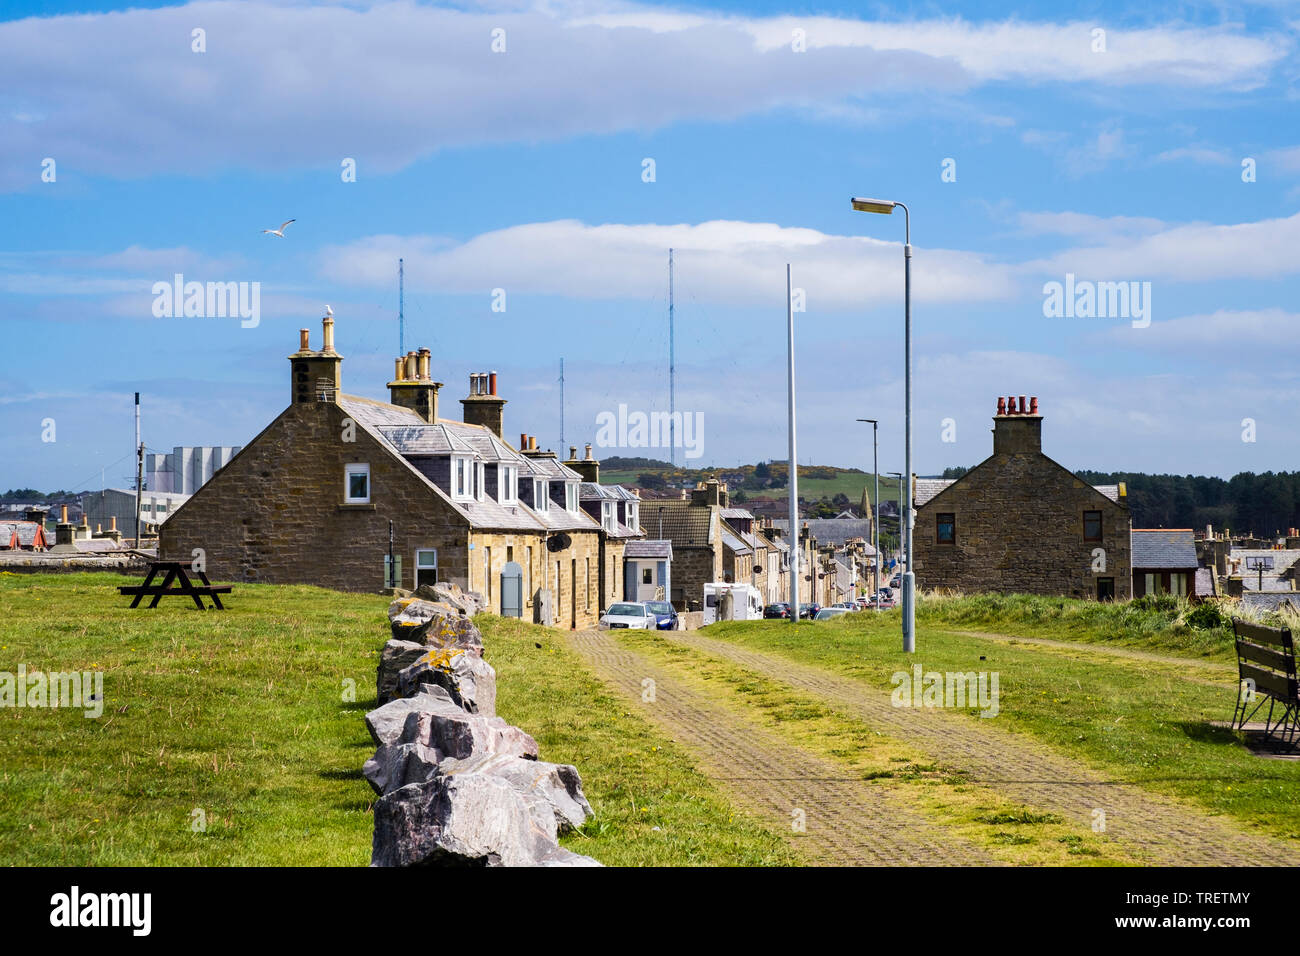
547, 533, 572, 552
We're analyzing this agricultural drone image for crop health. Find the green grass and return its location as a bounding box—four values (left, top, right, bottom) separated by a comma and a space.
698, 610, 1300, 844
916, 591, 1238, 660
0, 573, 794, 866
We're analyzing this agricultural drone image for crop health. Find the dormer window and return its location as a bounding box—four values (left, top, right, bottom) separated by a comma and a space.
499, 465, 518, 504
533, 479, 549, 513
627, 501, 639, 532
602, 501, 616, 533
476, 461, 486, 502
452, 456, 473, 500
566, 481, 579, 514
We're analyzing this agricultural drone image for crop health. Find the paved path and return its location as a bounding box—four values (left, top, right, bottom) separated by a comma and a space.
662, 631, 1300, 867
565, 629, 994, 866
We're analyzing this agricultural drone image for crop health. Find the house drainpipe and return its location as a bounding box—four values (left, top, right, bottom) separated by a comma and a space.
388, 520, 395, 590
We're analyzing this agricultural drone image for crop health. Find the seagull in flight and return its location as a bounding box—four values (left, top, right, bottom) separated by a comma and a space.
262, 219, 295, 238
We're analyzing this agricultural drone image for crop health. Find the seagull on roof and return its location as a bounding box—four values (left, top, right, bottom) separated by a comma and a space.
324, 305, 333, 316
262, 219, 295, 238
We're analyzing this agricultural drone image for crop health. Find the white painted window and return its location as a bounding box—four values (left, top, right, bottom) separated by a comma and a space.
452, 456, 473, 500
476, 462, 486, 501
499, 465, 518, 504
566, 481, 579, 513
345, 463, 371, 503
602, 501, 616, 533
415, 549, 437, 588
533, 479, 549, 513
627, 501, 639, 532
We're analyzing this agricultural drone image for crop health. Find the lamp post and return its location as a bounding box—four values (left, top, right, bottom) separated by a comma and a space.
785, 263, 799, 624
857, 418, 880, 611
852, 197, 915, 652
886, 471, 903, 594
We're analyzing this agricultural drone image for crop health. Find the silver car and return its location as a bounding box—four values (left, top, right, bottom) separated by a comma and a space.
598, 602, 656, 630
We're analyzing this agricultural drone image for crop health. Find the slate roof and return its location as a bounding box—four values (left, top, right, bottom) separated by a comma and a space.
1131, 529, 1198, 570
769, 517, 874, 548
626, 539, 673, 560
720, 507, 756, 521
912, 476, 1120, 506
1240, 591, 1300, 614
1230, 549, 1300, 591
0, 521, 45, 548
721, 524, 752, 556
336, 394, 598, 534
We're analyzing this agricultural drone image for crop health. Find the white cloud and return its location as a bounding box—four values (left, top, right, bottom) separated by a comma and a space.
1154, 146, 1235, 166
1024, 210, 1300, 281
1017, 210, 1167, 242
0, 1, 1288, 187
1098, 307, 1300, 349
319, 218, 1019, 307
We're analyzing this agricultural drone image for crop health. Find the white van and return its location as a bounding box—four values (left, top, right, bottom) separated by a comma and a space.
701, 582, 764, 625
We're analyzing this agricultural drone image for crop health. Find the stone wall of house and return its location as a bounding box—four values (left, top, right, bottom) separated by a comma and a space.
673, 544, 721, 610
913, 452, 1132, 600
160, 401, 477, 592
519, 530, 603, 630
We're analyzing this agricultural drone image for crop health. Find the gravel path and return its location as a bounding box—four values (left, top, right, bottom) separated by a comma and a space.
664, 630, 1300, 866
565, 629, 994, 866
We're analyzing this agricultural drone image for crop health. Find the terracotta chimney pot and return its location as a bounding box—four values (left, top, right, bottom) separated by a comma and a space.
489, 371, 498, 396
299, 328, 311, 351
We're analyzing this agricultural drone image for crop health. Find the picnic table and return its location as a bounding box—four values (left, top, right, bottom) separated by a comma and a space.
118, 561, 232, 610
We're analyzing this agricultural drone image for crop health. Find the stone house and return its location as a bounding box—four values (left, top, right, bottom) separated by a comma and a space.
566, 443, 650, 611
1131, 529, 1201, 600
913, 396, 1132, 600
160, 314, 603, 629
650, 478, 729, 610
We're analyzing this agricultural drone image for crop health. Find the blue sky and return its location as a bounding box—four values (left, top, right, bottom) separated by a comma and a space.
3, 0, 1300, 490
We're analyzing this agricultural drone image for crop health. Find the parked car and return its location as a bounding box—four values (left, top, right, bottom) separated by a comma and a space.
644, 600, 680, 630
814, 607, 850, 620
797, 603, 821, 619
763, 603, 792, 619
598, 602, 656, 630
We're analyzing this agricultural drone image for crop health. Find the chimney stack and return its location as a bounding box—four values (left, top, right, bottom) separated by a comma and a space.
388, 347, 442, 423
461, 371, 507, 439
564, 442, 600, 483
289, 311, 343, 404
993, 394, 1042, 455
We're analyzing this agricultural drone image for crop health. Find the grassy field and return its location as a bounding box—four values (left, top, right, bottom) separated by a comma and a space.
0, 573, 793, 866
698, 605, 1300, 843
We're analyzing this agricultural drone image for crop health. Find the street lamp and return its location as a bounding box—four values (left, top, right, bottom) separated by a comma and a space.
852, 196, 915, 653
856, 418, 880, 612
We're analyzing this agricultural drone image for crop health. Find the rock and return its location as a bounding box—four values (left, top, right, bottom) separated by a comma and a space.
396, 646, 497, 716
413, 582, 485, 617
537, 845, 604, 867
376, 639, 427, 706
439, 752, 593, 834
399, 705, 538, 763
364, 686, 458, 746
363, 741, 442, 795
388, 599, 484, 654
371, 773, 560, 867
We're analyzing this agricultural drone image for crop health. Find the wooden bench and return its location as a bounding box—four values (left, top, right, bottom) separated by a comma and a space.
1231, 618, 1299, 752
119, 562, 232, 610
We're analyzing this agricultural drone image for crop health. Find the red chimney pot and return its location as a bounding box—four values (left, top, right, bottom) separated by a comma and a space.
1030, 396, 1039, 415
997, 397, 1006, 415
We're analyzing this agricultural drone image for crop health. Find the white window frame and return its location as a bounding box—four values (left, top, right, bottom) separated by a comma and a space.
566, 481, 579, 513
602, 501, 616, 533
499, 465, 518, 504
476, 461, 486, 502
627, 501, 639, 532
415, 548, 438, 588
452, 456, 473, 500
345, 463, 371, 504
533, 479, 549, 513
